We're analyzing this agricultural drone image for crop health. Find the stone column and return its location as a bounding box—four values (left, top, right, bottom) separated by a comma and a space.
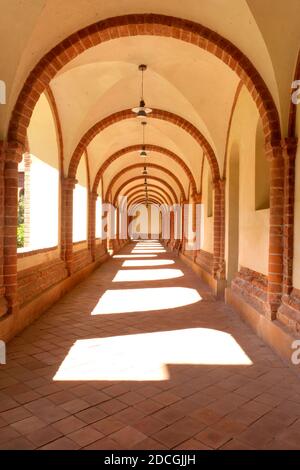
212, 179, 226, 280
88, 190, 97, 261
61, 177, 77, 275
0, 142, 7, 318
4, 142, 23, 315
266, 142, 285, 320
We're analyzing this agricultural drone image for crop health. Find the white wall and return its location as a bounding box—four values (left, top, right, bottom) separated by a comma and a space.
225, 86, 269, 276
201, 159, 214, 253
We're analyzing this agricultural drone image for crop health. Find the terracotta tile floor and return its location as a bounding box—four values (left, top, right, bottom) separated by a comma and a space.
1, 240, 300, 450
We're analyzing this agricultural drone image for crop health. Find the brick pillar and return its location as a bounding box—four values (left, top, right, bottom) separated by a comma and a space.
0, 142, 7, 318
266, 143, 285, 320
191, 193, 201, 232
106, 202, 114, 251
282, 138, 298, 297
116, 206, 120, 244
213, 179, 226, 280
191, 192, 202, 258
181, 200, 188, 252
170, 210, 174, 247
61, 177, 77, 275
4, 142, 23, 314
119, 200, 128, 242
88, 190, 97, 261
128, 214, 133, 239
23, 152, 31, 247
115, 206, 122, 249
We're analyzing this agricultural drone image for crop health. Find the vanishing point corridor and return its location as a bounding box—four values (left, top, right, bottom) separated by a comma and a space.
1, 241, 300, 450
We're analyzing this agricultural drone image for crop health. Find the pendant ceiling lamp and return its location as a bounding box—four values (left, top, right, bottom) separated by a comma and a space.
140, 121, 148, 157
142, 166, 148, 175
132, 64, 152, 119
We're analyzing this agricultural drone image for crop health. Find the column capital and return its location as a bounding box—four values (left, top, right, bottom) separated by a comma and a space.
90, 190, 98, 201
191, 192, 202, 203
212, 178, 226, 191
5, 141, 24, 163
265, 140, 284, 160
61, 176, 77, 190
181, 199, 189, 205
282, 137, 298, 160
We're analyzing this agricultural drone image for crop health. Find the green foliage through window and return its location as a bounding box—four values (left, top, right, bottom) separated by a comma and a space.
17, 193, 25, 248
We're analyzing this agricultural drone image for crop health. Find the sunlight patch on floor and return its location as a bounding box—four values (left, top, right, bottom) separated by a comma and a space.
91, 287, 201, 314
53, 328, 252, 382
113, 268, 183, 282
113, 254, 157, 259
122, 259, 174, 267
133, 243, 163, 247
131, 249, 166, 254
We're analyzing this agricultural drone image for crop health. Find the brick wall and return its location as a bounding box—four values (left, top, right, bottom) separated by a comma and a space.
195, 250, 214, 275
17, 258, 68, 305
278, 288, 300, 333
231, 267, 268, 316
71, 248, 92, 274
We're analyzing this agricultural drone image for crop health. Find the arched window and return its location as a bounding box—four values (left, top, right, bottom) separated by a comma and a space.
73, 155, 88, 242
19, 93, 59, 251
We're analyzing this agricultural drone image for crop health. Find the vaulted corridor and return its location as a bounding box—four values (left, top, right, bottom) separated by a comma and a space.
1, 1, 300, 454
1, 241, 300, 450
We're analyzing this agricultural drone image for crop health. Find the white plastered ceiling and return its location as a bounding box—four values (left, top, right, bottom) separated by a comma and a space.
85, 117, 203, 190
1, 0, 299, 206
3, 0, 300, 136
115, 179, 175, 205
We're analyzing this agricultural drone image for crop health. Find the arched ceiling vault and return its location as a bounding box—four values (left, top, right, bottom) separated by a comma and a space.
69, 108, 219, 185
123, 186, 173, 206
92, 144, 197, 195
128, 195, 166, 207
127, 189, 168, 205
130, 199, 165, 211
3, 0, 300, 140
114, 176, 179, 205
2, 5, 299, 210
105, 163, 185, 202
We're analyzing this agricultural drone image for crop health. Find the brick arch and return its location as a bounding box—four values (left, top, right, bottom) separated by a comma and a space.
105, 163, 185, 202
114, 176, 178, 204
92, 144, 197, 195
127, 190, 169, 206
8, 14, 280, 170
44, 86, 64, 175
71, 108, 219, 184
122, 185, 173, 205
129, 196, 166, 207
130, 200, 161, 209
